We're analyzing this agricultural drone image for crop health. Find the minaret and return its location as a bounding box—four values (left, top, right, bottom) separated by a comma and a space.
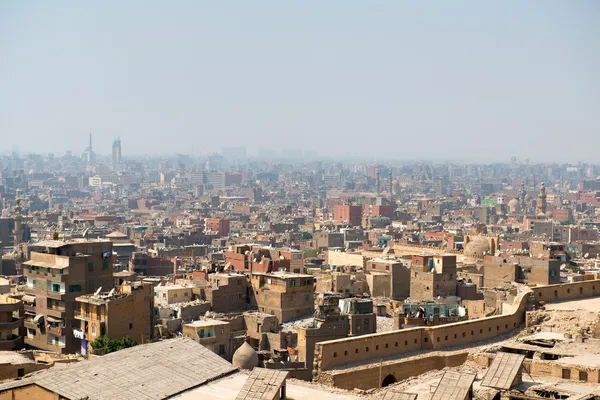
13, 197, 23, 246
537, 182, 547, 215
376, 167, 381, 195
388, 168, 393, 197
520, 180, 526, 212
89, 131, 92, 151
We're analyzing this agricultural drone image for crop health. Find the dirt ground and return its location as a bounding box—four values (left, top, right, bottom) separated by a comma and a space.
543, 296, 600, 312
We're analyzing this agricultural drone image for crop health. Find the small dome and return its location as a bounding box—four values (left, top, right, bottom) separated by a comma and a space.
232, 342, 259, 370
464, 236, 490, 258
536, 212, 546, 218
507, 198, 520, 213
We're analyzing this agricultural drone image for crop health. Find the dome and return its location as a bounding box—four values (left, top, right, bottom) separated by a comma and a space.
464, 236, 490, 258
507, 198, 520, 213
232, 342, 259, 370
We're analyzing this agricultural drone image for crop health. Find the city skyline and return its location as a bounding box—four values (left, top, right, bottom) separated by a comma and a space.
1, 1, 599, 161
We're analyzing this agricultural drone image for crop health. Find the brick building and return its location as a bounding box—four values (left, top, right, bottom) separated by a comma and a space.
409, 255, 457, 301
483, 255, 561, 288
205, 218, 230, 237
250, 272, 314, 323
333, 204, 362, 226
74, 282, 154, 354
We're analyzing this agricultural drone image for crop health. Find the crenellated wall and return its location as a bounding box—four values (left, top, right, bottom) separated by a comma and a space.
313, 279, 600, 384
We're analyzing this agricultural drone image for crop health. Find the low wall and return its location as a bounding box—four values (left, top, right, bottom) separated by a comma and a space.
321, 351, 469, 390
315, 279, 600, 376
314, 290, 529, 372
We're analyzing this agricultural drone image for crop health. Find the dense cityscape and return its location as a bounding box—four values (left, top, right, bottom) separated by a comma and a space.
0, 140, 598, 399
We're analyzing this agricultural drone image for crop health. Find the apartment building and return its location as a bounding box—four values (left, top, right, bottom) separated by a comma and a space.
22, 240, 114, 353
74, 282, 154, 355
0, 296, 23, 351
250, 272, 314, 323
182, 319, 231, 360
154, 285, 194, 306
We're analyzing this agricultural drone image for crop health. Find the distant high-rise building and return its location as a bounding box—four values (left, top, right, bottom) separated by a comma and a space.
83, 131, 96, 165
112, 137, 122, 165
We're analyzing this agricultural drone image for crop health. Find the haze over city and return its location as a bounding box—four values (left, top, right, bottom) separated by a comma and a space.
1, 1, 599, 162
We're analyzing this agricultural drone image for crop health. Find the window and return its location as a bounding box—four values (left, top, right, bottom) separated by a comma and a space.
375, 345, 379, 350
17, 368, 24, 377
88, 263, 94, 272
562, 369, 571, 379
304, 294, 310, 301
385, 343, 389, 348
334, 352, 338, 358
92, 325, 97, 336
129, 322, 133, 330
69, 285, 81, 293
355, 349, 359, 354
579, 370, 588, 381
290, 280, 297, 287
386, 265, 390, 271
344, 350, 348, 356
102, 261, 109, 270
184, 292, 189, 297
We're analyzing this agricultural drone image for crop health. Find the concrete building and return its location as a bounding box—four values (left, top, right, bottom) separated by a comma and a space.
409, 255, 457, 301
0, 296, 23, 351
182, 319, 232, 360
22, 240, 114, 354
367, 258, 410, 300
154, 285, 194, 306
111, 137, 122, 165
74, 282, 154, 355
250, 272, 314, 323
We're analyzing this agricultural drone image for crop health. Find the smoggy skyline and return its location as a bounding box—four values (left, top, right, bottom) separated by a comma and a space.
1, 1, 599, 162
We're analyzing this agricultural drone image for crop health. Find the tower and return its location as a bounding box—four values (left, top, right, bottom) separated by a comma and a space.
376, 167, 381, 195
520, 180, 526, 212
84, 130, 96, 165
388, 168, 393, 197
537, 182, 547, 215
13, 197, 22, 246
112, 137, 122, 165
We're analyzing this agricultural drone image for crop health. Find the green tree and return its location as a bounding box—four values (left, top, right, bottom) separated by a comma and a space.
90, 336, 136, 355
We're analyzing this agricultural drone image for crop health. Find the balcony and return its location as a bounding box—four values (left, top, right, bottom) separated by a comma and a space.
47, 325, 63, 336
0, 302, 23, 313
24, 304, 36, 313
0, 335, 23, 351
46, 307, 66, 318
24, 319, 37, 330
0, 318, 23, 331
74, 310, 90, 321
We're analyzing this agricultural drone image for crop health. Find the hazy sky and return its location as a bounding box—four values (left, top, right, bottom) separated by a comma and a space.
1, 1, 599, 162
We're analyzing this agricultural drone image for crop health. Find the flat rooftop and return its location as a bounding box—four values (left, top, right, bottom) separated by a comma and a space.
185, 319, 230, 327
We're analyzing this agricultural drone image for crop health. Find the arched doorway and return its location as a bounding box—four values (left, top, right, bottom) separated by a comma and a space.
382, 374, 397, 387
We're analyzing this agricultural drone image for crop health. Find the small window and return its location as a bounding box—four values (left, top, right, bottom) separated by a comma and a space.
454, 334, 457, 339
375, 345, 379, 350
102, 261, 109, 270
579, 370, 587, 381
424, 338, 428, 343
366, 347, 369, 352
355, 349, 359, 354
17, 368, 24, 377
88, 263, 94, 272
333, 352, 338, 358
395, 342, 399, 347
437, 337, 440, 342
305, 294, 310, 301
385, 343, 389, 348
344, 350, 348, 356
129, 322, 133, 330
445, 335, 448, 341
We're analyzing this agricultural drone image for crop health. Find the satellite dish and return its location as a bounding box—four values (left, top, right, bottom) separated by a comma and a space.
560, 264, 566, 270
93, 287, 102, 296
108, 288, 115, 297
584, 253, 589, 258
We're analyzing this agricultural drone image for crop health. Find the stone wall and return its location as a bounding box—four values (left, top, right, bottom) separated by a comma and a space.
314, 279, 600, 383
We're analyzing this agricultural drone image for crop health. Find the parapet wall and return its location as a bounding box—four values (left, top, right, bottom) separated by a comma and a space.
314, 279, 600, 374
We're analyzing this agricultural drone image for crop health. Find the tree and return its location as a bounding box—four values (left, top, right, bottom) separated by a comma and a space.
90, 336, 137, 355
